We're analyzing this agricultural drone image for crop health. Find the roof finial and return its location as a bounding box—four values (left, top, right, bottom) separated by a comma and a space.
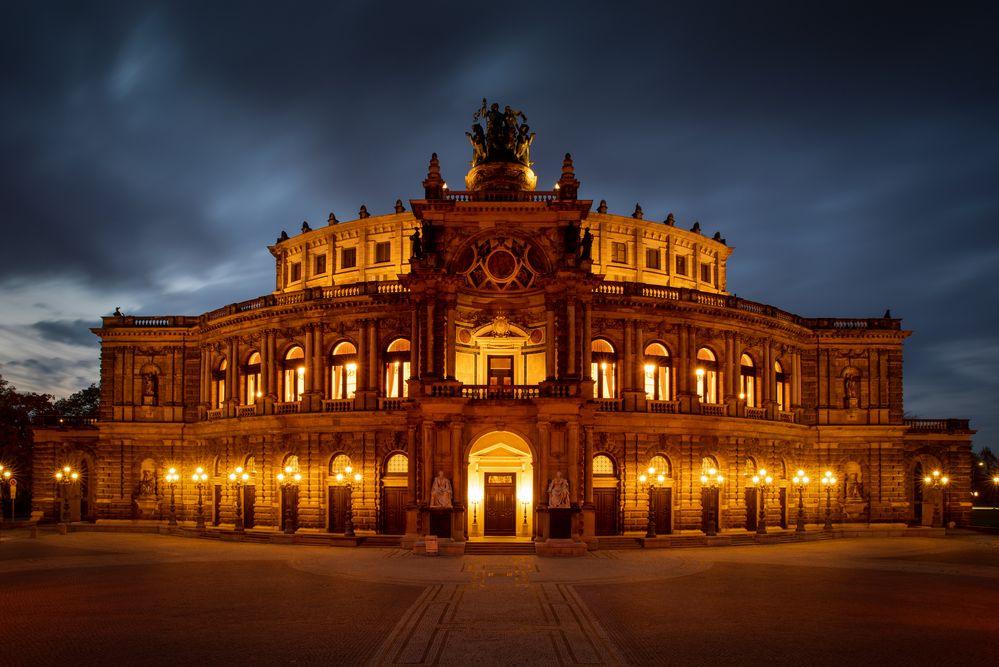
394, 199, 406, 214
597, 199, 608, 214
632, 204, 644, 219
359, 205, 370, 219
664, 213, 675, 226
328, 211, 338, 225
423, 153, 445, 199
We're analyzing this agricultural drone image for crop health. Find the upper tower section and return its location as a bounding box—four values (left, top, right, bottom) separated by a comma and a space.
464, 98, 538, 192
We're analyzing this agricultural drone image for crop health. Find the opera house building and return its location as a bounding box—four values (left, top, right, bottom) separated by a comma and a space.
33, 104, 974, 552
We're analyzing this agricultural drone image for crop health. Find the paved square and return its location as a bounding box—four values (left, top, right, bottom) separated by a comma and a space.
1, 530, 997, 665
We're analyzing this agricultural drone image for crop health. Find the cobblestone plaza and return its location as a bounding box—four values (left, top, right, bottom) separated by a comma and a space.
2, 531, 997, 665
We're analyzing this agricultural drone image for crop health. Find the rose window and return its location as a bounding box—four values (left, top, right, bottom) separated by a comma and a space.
454, 236, 548, 291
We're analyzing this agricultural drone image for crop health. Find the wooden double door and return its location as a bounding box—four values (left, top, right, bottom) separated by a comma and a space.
382, 487, 407, 535
484, 473, 517, 536
595, 488, 619, 535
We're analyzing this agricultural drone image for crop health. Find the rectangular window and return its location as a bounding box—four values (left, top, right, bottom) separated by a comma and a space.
341, 247, 357, 269
675, 255, 687, 276
290, 262, 302, 282
611, 241, 627, 264
701, 263, 713, 284
314, 254, 327, 275
374, 241, 391, 264
646, 248, 661, 270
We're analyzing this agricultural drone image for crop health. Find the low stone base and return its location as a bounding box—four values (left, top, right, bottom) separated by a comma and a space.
412, 537, 465, 557
535, 538, 587, 557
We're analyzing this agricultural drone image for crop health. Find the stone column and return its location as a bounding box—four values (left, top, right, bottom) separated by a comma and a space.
567, 299, 576, 376
426, 300, 435, 377
545, 305, 557, 380
226, 338, 238, 416
409, 306, 419, 380
445, 299, 457, 380
623, 318, 634, 390
450, 422, 465, 541
582, 302, 593, 380
402, 425, 419, 546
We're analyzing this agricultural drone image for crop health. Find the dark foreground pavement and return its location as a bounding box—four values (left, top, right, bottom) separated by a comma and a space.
1, 530, 997, 666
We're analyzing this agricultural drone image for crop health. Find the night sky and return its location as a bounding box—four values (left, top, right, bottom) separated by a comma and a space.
2, 1, 997, 449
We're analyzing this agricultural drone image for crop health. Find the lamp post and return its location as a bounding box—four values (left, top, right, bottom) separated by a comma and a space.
227, 466, 249, 533
276, 466, 302, 534
191, 467, 208, 530
469, 488, 481, 537
751, 469, 773, 534
165, 467, 180, 526
923, 469, 950, 528
54, 465, 79, 523
0, 465, 13, 522
639, 466, 666, 538
518, 489, 530, 537
699, 467, 725, 537
821, 470, 837, 531
335, 466, 362, 537
792, 469, 810, 533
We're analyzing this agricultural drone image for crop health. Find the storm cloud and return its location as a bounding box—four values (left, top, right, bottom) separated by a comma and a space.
1, 1, 997, 448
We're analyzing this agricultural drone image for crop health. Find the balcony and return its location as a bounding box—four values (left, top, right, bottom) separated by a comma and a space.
461, 385, 540, 400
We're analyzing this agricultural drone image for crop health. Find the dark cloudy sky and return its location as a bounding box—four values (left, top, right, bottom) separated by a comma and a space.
2, 1, 997, 449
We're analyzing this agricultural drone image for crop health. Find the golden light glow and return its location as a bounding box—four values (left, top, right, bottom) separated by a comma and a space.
695, 368, 705, 377
822, 470, 837, 486
285, 465, 294, 474
353, 473, 362, 483
335, 473, 344, 483
657, 474, 665, 484
648, 466, 656, 475
639, 474, 648, 484
277, 473, 285, 483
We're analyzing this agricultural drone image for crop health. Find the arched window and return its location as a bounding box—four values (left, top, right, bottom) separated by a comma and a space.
329, 341, 358, 400
593, 454, 615, 475
643, 342, 672, 401
282, 346, 305, 402
282, 454, 300, 473
592, 339, 617, 398
775, 360, 789, 412
695, 347, 719, 404
243, 352, 261, 405
701, 456, 720, 475
384, 338, 411, 398
385, 453, 408, 474
212, 358, 227, 410
330, 454, 352, 477
740, 353, 757, 407
649, 455, 671, 478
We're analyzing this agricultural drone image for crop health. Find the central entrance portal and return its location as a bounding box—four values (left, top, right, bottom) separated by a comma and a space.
467, 431, 534, 539
484, 473, 516, 535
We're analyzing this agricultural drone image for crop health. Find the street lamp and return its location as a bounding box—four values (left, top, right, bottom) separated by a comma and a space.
191, 466, 209, 530
699, 468, 725, 537
821, 470, 837, 530
335, 465, 362, 537
923, 469, 950, 528
469, 487, 482, 536
276, 465, 302, 534
639, 466, 666, 538
517, 488, 530, 537
751, 469, 773, 534
792, 469, 810, 533
227, 466, 250, 533
54, 465, 79, 523
0, 465, 14, 522
165, 467, 180, 526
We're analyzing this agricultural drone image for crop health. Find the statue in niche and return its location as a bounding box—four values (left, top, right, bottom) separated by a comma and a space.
581, 228, 593, 260
430, 470, 453, 508
844, 369, 860, 408
141, 373, 158, 406
548, 471, 570, 508
409, 228, 422, 259
845, 472, 864, 500
138, 470, 155, 497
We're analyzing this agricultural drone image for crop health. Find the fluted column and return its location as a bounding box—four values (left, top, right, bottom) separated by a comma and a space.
567, 299, 576, 376
425, 300, 435, 376
356, 319, 368, 392
545, 305, 557, 380
445, 299, 457, 380
582, 302, 592, 380
410, 306, 419, 380
368, 318, 378, 391
200, 346, 210, 405
624, 318, 634, 391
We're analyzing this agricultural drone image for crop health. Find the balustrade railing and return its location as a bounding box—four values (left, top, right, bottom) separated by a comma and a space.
461, 385, 541, 400
236, 404, 257, 417
275, 401, 301, 414
778, 410, 796, 423
378, 397, 404, 411
322, 399, 354, 412
700, 403, 727, 417
746, 406, 767, 420
904, 418, 970, 432
207, 409, 225, 420
595, 398, 622, 412
649, 400, 679, 414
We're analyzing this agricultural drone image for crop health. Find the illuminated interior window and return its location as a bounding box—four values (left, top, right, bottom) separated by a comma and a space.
591, 339, 617, 398
643, 342, 672, 400
740, 353, 756, 407
384, 338, 411, 398
243, 352, 261, 405
386, 453, 408, 474
649, 455, 670, 477
775, 360, 789, 412
282, 346, 305, 402
593, 454, 615, 475
212, 358, 227, 410
329, 341, 358, 399
330, 454, 351, 476
695, 347, 718, 404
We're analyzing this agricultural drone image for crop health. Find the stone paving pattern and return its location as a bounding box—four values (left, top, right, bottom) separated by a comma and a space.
1, 529, 997, 665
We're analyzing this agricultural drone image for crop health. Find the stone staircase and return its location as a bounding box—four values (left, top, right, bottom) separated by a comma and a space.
596, 536, 643, 549
464, 541, 537, 555
360, 535, 403, 548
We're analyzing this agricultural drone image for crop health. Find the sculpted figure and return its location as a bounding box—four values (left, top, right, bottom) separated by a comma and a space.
466, 124, 487, 166
581, 228, 593, 260
430, 470, 453, 508
515, 124, 535, 166
547, 471, 570, 508
410, 228, 422, 258
138, 470, 155, 497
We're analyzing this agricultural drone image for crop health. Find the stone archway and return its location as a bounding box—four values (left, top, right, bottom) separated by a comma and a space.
467, 431, 534, 538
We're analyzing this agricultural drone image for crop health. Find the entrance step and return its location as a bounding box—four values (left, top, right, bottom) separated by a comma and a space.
360, 535, 402, 548
596, 536, 643, 549
464, 541, 536, 555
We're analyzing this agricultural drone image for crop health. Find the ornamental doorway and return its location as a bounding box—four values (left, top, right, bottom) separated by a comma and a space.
484, 473, 516, 535
467, 431, 534, 538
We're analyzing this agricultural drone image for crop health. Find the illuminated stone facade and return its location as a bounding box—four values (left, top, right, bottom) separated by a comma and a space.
33, 111, 974, 544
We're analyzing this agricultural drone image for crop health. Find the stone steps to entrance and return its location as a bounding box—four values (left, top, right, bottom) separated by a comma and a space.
464, 541, 536, 555
596, 536, 643, 549
360, 535, 403, 548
